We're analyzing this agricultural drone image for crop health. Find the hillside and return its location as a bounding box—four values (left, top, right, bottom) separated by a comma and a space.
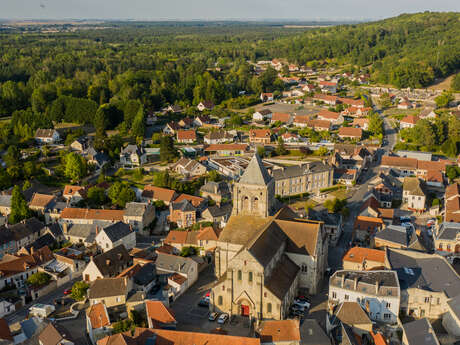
271, 12, 460, 88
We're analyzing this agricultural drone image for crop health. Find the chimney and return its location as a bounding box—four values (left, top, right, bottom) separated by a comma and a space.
375, 280, 380, 294
354, 276, 359, 290
62, 222, 68, 234
341, 274, 345, 288
106, 259, 111, 266
129, 224, 133, 231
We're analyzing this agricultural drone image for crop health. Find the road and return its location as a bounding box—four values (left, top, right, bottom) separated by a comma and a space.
5, 279, 77, 325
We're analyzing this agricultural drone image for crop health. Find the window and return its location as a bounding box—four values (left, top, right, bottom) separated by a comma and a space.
218, 296, 223, 305
424, 297, 430, 303
344, 294, 349, 301
237, 270, 242, 281
384, 313, 391, 320
248, 272, 253, 282
386, 302, 391, 308
267, 303, 272, 313
301, 264, 308, 273
420, 309, 425, 317
264, 292, 267, 298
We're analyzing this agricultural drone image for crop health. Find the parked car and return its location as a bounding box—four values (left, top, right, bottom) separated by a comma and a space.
291, 305, 305, 313
400, 216, 411, 223
63, 289, 72, 295
294, 299, 311, 309
198, 299, 209, 307
217, 313, 229, 324
208, 312, 219, 321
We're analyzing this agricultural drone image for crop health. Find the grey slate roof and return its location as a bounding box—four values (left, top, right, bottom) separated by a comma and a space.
155, 252, 195, 274
200, 181, 231, 196
265, 254, 299, 300
102, 222, 132, 243
374, 225, 411, 246
92, 245, 132, 277
133, 262, 157, 286
272, 162, 331, 181
204, 203, 232, 218
67, 224, 97, 242
301, 319, 331, 345
88, 277, 128, 299
124, 202, 150, 217
171, 200, 195, 212
436, 222, 460, 241
238, 153, 272, 186
402, 318, 440, 345
0, 226, 14, 245
386, 248, 460, 298
9, 218, 44, 241
447, 295, 460, 320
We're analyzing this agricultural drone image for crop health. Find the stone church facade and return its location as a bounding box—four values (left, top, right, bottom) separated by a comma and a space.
211, 154, 328, 323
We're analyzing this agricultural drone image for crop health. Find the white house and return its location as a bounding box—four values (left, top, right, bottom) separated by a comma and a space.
253, 109, 273, 121
35, 129, 60, 144
329, 270, 400, 324
119, 145, 147, 167
95, 222, 136, 252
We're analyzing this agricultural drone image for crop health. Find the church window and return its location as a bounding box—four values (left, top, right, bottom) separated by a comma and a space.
248, 272, 253, 282
253, 197, 259, 211
237, 270, 242, 280
218, 296, 223, 305
243, 196, 250, 211
267, 303, 272, 313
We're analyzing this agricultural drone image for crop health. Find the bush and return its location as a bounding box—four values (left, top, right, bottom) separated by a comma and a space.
180, 246, 198, 257
70, 281, 90, 301
320, 185, 345, 193
27, 272, 51, 287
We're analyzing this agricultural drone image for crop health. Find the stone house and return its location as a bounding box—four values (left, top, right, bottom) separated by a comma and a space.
342, 247, 385, 271
403, 177, 426, 212
176, 130, 196, 144
434, 222, 460, 258
141, 186, 178, 205
88, 277, 131, 308
197, 101, 215, 111
308, 206, 343, 246
28, 193, 55, 214
70, 138, 88, 152
256, 320, 301, 345
86, 302, 111, 345
168, 200, 196, 228
402, 318, 441, 345
119, 145, 147, 167
200, 181, 231, 204
338, 127, 363, 140
172, 158, 207, 177
34, 128, 60, 144
204, 130, 234, 144
0, 195, 11, 216
123, 202, 155, 232
442, 295, 460, 338
82, 245, 132, 282
253, 109, 272, 122
95, 222, 136, 252
353, 216, 384, 242
249, 129, 271, 145
381, 156, 418, 177
385, 248, 460, 320
373, 225, 425, 251
62, 185, 86, 205
145, 300, 177, 329
155, 252, 198, 291
201, 204, 232, 226
328, 270, 400, 324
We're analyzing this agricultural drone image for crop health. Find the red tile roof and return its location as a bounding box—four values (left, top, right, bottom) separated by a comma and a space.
401, 115, 419, 125
249, 129, 271, 138
343, 247, 385, 265
338, 127, 363, 138
63, 185, 85, 196
61, 208, 124, 221
142, 186, 177, 203
204, 144, 248, 152
87, 303, 110, 329
145, 301, 176, 325
177, 130, 196, 141
318, 110, 340, 120
271, 113, 291, 123
381, 156, 417, 169
258, 320, 301, 342
173, 194, 204, 208
293, 115, 310, 124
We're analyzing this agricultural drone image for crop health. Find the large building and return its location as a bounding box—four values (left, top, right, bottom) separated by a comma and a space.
272, 162, 333, 197
211, 154, 328, 324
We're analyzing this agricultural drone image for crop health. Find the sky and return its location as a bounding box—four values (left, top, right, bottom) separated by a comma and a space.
2, 0, 460, 21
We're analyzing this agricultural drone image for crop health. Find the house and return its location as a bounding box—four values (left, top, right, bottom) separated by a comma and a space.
339, 97, 365, 109
38, 323, 74, 345
95, 222, 136, 252
328, 270, 400, 324
82, 245, 132, 282
303, 84, 316, 93
319, 81, 337, 93
70, 137, 88, 152
281, 132, 300, 143
197, 101, 214, 111
165, 105, 183, 114
123, 202, 155, 232
146, 112, 158, 125
308, 119, 331, 132
7, 217, 44, 252
442, 294, 460, 338
86, 302, 111, 345
0, 195, 11, 216
88, 277, 131, 307
203, 130, 234, 145
256, 320, 301, 345
145, 300, 177, 329
63, 185, 86, 204
60, 208, 125, 226
352, 118, 369, 130
398, 99, 414, 110
249, 129, 271, 145
402, 318, 440, 345
29, 193, 56, 214
126, 262, 158, 292
163, 122, 181, 135
172, 158, 206, 177
200, 181, 231, 204
313, 94, 339, 105
97, 328, 260, 345
400, 115, 419, 129
141, 186, 178, 206
270, 113, 291, 125
308, 206, 343, 246
342, 247, 385, 271
299, 319, 331, 345
176, 130, 196, 144
338, 127, 362, 140
204, 144, 249, 156
253, 109, 272, 122
201, 204, 232, 226
119, 145, 147, 167
328, 301, 372, 337
35, 129, 60, 144
444, 183, 460, 222
372, 225, 425, 251
0, 318, 13, 344
385, 248, 460, 320
333, 169, 358, 186
416, 160, 448, 186
342, 106, 372, 118
155, 252, 198, 290
168, 200, 196, 228
434, 222, 460, 258
403, 177, 426, 212
193, 115, 211, 127
260, 93, 274, 102
419, 108, 437, 120
272, 162, 334, 197
173, 194, 205, 210
317, 110, 343, 125
292, 115, 310, 128
381, 156, 418, 177
353, 216, 384, 242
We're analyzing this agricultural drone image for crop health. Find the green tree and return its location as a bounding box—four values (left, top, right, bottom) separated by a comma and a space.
451, 73, 460, 91
276, 137, 288, 156
9, 185, 31, 224
108, 182, 136, 208
257, 146, 266, 157
64, 152, 87, 183
180, 246, 197, 257
131, 104, 145, 138
27, 272, 51, 287
207, 170, 221, 182
4, 145, 20, 168
70, 281, 89, 301
315, 146, 329, 156
159, 136, 178, 162
378, 93, 392, 109
87, 187, 107, 206
368, 113, 384, 136
435, 91, 454, 108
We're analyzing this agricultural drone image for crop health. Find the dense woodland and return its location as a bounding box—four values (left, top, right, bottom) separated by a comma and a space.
0, 12, 459, 147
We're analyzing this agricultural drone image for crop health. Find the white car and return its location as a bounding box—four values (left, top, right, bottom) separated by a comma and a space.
217, 313, 229, 324
294, 299, 311, 309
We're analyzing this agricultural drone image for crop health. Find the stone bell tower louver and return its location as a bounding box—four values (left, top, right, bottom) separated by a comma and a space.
232, 153, 275, 218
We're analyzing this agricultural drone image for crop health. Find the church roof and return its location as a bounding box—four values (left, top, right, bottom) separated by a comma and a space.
238, 154, 272, 186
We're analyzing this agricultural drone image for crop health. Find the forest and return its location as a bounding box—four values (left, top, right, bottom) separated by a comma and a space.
0, 12, 459, 146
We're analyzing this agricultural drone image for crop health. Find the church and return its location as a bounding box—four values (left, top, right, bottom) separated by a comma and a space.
211, 154, 328, 323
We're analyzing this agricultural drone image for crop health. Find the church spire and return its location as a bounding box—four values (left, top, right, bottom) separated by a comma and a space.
238, 153, 272, 186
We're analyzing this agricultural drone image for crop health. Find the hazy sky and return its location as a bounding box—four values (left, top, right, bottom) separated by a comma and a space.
2, 0, 460, 21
